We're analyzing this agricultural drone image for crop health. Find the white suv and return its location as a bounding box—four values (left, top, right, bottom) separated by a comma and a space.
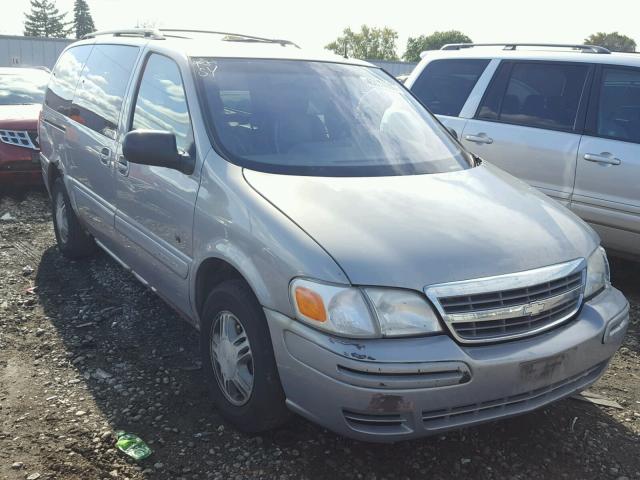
406, 43, 640, 257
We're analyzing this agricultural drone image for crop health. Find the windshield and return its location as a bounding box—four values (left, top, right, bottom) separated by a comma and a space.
0, 70, 49, 105
193, 58, 472, 176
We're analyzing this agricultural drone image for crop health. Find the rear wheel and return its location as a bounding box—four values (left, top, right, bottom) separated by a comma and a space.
201, 279, 290, 432
51, 177, 95, 259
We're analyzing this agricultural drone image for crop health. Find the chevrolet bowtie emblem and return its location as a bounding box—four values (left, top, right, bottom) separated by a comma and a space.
523, 302, 545, 316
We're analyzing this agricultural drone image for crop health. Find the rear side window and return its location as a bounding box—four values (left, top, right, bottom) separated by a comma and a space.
45, 45, 92, 116
131, 54, 195, 157
478, 62, 589, 131
72, 44, 139, 139
411, 59, 489, 116
595, 67, 640, 143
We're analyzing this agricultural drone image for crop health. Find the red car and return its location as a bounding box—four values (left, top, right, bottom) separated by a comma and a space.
0, 67, 50, 186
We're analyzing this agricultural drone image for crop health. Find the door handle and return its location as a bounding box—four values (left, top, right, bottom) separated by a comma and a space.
584, 152, 621, 166
99, 147, 111, 166
464, 133, 494, 145
117, 155, 129, 175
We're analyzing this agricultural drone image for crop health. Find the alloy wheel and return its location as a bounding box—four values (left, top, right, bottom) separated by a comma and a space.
209, 310, 254, 406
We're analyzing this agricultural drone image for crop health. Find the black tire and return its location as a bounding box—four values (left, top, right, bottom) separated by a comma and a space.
200, 279, 290, 433
51, 177, 95, 259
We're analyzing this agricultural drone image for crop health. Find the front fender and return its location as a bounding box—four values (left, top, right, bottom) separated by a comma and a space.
190, 151, 349, 326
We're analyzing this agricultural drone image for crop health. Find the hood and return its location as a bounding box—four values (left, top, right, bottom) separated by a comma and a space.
0, 103, 41, 129
244, 163, 599, 290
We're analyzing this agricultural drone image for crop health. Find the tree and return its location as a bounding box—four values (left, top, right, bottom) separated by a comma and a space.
403, 30, 472, 62
23, 0, 69, 38
73, 0, 95, 39
325, 25, 399, 61
584, 32, 636, 52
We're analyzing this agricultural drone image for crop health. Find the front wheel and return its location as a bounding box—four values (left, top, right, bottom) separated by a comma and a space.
200, 279, 290, 433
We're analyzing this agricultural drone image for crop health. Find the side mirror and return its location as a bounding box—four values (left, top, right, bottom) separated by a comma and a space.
123, 129, 193, 174
446, 127, 458, 140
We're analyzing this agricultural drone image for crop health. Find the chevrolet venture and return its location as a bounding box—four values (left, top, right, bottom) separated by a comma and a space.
39, 29, 629, 442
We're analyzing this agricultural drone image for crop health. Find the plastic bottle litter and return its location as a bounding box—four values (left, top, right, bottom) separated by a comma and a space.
115, 431, 152, 460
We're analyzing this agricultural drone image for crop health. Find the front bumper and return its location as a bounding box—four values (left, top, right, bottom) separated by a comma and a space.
266, 286, 629, 442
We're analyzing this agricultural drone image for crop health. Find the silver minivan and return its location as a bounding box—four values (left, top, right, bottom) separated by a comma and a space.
407, 43, 640, 258
39, 30, 629, 442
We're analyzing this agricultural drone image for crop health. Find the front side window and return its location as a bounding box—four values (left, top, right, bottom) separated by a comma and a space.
478, 62, 589, 131
193, 58, 471, 176
0, 69, 49, 105
411, 59, 490, 116
595, 67, 640, 143
45, 45, 92, 115
71, 44, 139, 139
131, 54, 195, 157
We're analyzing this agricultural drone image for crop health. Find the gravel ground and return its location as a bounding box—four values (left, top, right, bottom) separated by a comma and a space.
1, 187, 639, 480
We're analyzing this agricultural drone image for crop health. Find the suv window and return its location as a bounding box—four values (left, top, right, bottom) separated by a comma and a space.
45, 45, 92, 116
411, 59, 489, 116
478, 62, 589, 131
595, 67, 640, 143
131, 54, 195, 157
71, 44, 139, 139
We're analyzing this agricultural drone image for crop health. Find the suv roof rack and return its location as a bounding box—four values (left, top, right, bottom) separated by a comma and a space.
439, 43, 611, 54
82, 27, 300, 48
159, 29, 300, 48
83, 28, 164, 40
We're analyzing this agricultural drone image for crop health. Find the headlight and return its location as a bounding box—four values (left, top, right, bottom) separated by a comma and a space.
364, 288, 442, 337
584, 246, 610, 299
290, 278, 442, 338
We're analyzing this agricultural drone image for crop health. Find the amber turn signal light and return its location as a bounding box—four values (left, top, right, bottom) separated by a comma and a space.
294, 286, 327, 322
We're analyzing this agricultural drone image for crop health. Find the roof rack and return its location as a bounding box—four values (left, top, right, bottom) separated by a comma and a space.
83, 28, 164, 40
159, 29, 300, 48
439, 43, 611, 54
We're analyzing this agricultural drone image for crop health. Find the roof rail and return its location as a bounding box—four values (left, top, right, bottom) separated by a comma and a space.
83, 28, 164, 40
440, 43, 611, 54
159, 29, 300, 48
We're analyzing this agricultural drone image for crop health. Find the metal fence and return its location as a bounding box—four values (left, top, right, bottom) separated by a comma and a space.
0, 35, 73, 69
368, 60, 418, 77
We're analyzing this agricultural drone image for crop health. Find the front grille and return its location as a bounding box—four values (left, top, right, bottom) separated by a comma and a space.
451, 296, 579, 341
422, 361, 606, 431
425, 259, 586, 344
440, 271, 583, 313
0, 129, 38, 150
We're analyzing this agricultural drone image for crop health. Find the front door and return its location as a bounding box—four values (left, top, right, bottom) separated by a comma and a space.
573, 65, 640, 255
114, 53, 200, 314
461, 61, 592, 206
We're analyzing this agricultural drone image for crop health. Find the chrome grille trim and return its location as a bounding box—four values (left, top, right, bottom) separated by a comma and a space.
425, 258, 586, 344
446, 284, 582, 323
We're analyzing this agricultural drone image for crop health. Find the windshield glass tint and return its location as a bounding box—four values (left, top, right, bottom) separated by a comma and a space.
0, 70, 49, 105
193, 58, 471, 176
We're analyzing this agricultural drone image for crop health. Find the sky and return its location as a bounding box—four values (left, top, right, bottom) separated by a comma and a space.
1, 0, 639, 56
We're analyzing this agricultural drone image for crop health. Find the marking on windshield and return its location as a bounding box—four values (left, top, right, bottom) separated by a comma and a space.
194, 59, 218, 78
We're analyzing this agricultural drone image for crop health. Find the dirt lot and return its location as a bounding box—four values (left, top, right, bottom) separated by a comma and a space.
1, 187, 639, 480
